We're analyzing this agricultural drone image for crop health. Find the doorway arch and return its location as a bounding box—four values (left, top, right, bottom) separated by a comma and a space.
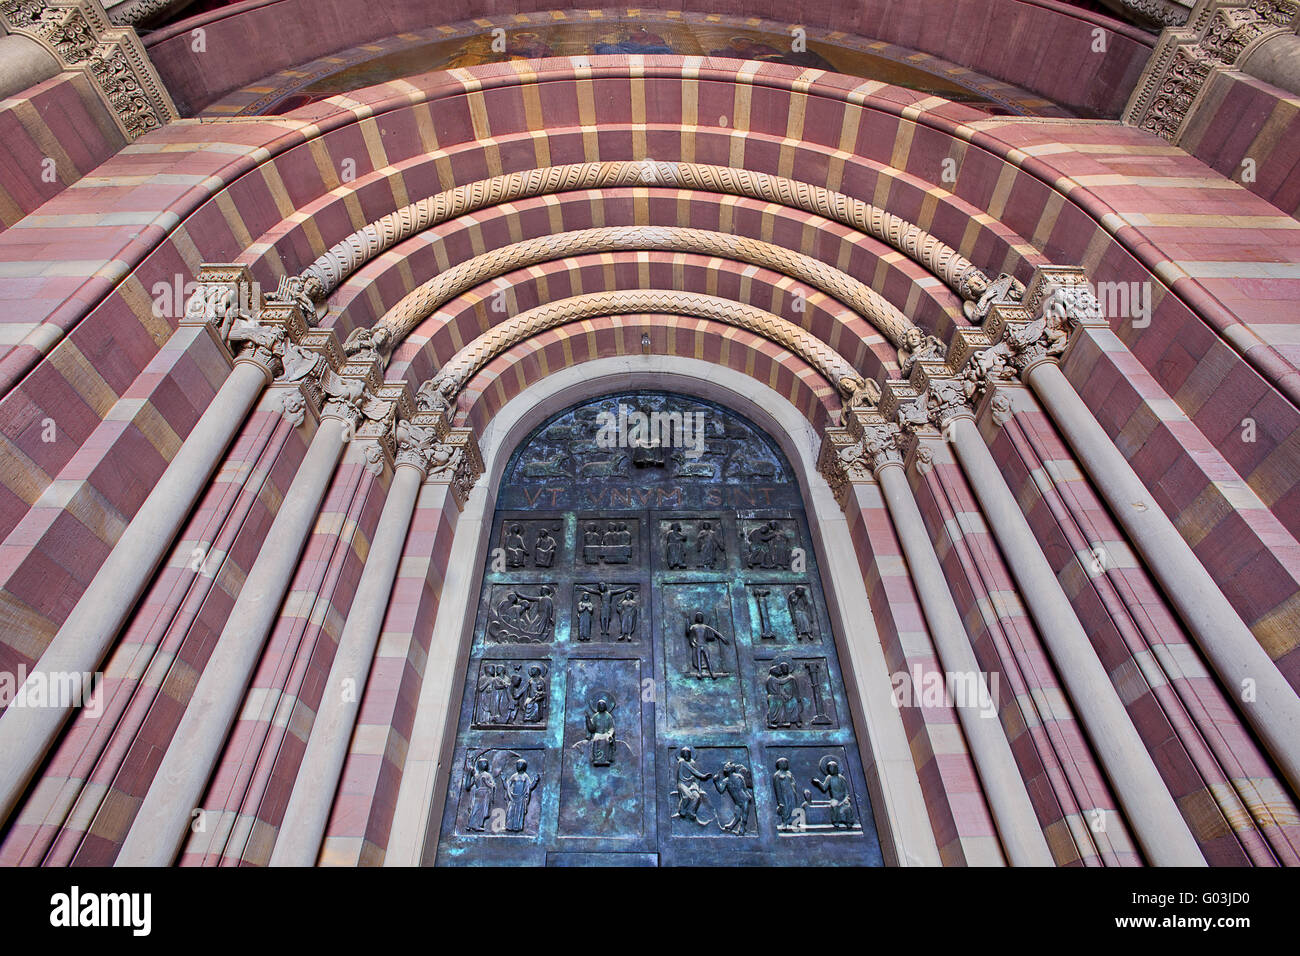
384, 355, 944, 866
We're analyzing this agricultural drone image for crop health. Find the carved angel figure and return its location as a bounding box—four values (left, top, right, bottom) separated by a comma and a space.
267, 274, 323, 325
961, 270, 1025, 324
342, 324, 393, 363
897, 327, 947, 375
415, 376, 458, 415
836, 375, 881, 424
319, 370, 389, 424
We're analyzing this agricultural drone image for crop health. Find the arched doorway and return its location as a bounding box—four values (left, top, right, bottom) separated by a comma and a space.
433, 390, 884, 865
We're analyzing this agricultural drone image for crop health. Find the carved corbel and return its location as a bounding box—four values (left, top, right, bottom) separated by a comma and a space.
181, 263, 258, 350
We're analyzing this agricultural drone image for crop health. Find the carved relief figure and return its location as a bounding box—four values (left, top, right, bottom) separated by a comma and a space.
695, 521, 723, 568
478, 664, 512, 724
487, 587, 555, 643
512, 664, 548, 724
616, 591, 639, 641
584, 697, 617, 767
773, 757, 798, 829
463, 757, 497, 831
713, 761, 755, 836
811, 759, 855, 829
788, 586, 816, 642
574, 583, 638, 643
504, 524, 529, 568
765, 661, 805, 728
671, 747, 714, 826
576, 592, 595, 642
745, 520, 792, 569
504, 759, 542, 832
665, 522, 689, 569
685, 612, 730, 679
533, 528, 556, 568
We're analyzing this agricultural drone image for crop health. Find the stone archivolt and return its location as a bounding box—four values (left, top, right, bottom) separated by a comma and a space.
425, 289, 862, 400
363, 225, 916, 356
302, 160, 988, 307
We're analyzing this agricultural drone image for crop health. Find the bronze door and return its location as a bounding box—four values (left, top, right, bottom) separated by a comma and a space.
435, 391, 883, 866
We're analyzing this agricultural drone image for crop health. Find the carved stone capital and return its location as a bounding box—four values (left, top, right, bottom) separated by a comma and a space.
0, 0, 178, 140
424, 428, 484, 509
886, 369, 975, 435
1124, 0, 1299, 142
816, 427, 871, 508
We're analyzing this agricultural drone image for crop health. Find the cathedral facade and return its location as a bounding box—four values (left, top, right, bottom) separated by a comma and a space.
0, 0, 1297, 866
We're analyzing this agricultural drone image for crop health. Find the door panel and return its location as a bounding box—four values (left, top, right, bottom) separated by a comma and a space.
434, 391, 884, 866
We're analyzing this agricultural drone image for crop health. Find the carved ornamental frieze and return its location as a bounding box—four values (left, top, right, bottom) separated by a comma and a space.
0, 0, 177, 140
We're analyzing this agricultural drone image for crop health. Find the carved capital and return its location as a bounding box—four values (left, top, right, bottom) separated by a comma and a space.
817, 427, 871, 508
0, 0, 178, 140
423, 428, 484, 509
922, 376, 975, 431
1124, 0, 1299, 142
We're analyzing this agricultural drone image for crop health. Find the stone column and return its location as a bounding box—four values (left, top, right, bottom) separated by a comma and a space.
0, 34, 60, 100
944, 408, 1205, 866
115, 404, 358, 866
840, 417, 1055, 865
269, 413, 455, 867
0, 331, 271, 828
1025, 359, 1300, 794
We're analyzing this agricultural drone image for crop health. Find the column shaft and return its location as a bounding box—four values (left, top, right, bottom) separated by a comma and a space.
270, 463, 423, 866
115, 416, 350, 866
877, 463, 1055, 866
949, 416, 1206, 866
1027, 361, 1300, 795
0, 358, 268, 827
